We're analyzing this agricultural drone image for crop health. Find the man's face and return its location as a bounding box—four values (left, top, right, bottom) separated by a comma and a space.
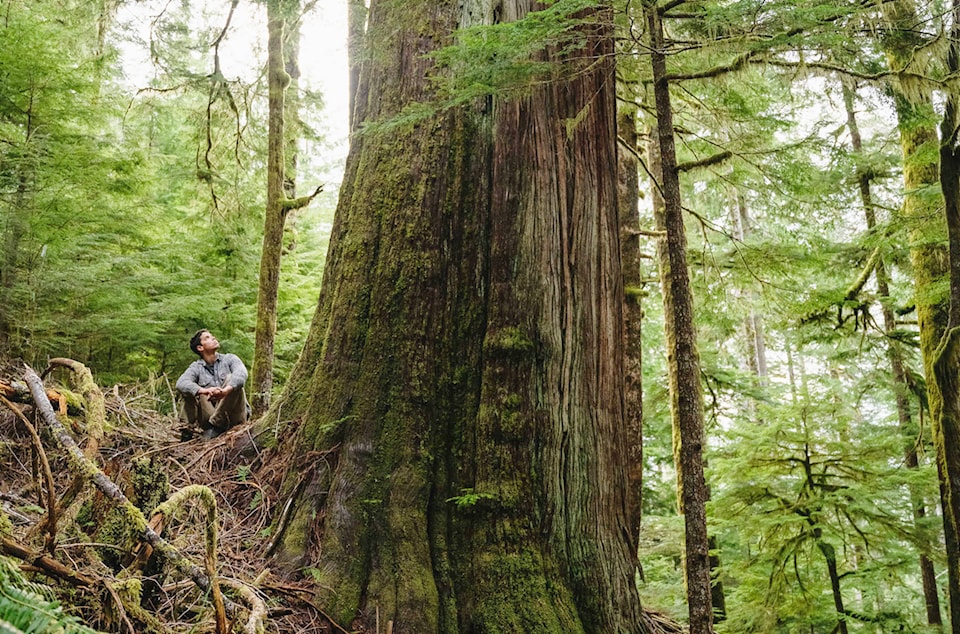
197, 331, 220, 354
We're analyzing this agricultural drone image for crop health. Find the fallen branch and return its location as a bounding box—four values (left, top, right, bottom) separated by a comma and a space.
0, 536, 95, 587
222, 577, 267, 634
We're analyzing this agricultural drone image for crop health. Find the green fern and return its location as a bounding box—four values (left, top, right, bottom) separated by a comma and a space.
0, 556, 104, 634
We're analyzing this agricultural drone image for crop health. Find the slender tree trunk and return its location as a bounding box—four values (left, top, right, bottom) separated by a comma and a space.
251, 0, 290, 415
732, 190, 766, 382
617, 102, 643, 544
347, 0, 366, 132
645, 2, 713, 631
259, 2, 645, 632
843, 79, 942, 626
0, 90, 35, 356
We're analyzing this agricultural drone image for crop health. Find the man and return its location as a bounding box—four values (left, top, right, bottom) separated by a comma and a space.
176, 329, 249, 439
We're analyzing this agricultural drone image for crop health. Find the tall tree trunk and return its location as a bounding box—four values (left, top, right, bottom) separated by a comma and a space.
936, 0, 960, 630
259, 2, 645, 632
252, 0, 319, 415
645, 2, 713, 632
251, 0, 290, 415
843, 79, 942, 626
879, 0, 958, 628
618, 101, 643, 544
347, 0, 366, 132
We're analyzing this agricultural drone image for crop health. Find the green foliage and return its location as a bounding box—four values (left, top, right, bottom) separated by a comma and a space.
0, 0, 330, 389
0, 556, 105, 633
446, 488, 497, 508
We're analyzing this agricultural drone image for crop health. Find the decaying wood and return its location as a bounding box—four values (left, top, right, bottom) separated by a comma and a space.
43, 357, 106, 456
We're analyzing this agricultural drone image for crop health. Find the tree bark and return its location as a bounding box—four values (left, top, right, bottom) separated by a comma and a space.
645, 2, 713, 632
936, 0, 960, 629
260, 2, 645, 632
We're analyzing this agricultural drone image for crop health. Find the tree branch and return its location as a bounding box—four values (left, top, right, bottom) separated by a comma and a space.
677, 150, 732, 173
282, 184, 324, 212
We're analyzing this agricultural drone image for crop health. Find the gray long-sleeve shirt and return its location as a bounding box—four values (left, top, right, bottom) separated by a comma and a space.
175, 353, 248, 397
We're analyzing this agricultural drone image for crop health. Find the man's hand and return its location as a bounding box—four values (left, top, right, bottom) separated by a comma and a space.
199, 385, 233, 403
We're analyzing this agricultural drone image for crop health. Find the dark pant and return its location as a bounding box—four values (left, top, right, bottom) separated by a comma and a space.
179, 387, 248, 437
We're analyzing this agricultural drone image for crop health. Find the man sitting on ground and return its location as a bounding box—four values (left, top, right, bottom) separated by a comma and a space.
176, 329, 248, 439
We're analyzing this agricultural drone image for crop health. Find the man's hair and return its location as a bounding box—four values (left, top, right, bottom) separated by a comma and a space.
190, 329, 209, 357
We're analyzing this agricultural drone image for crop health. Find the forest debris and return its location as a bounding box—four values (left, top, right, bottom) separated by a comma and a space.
0, 535, 95, 587
23, 366, 239, 614
0, 395, 57, 553
43, 358, 106, 457
0, 365, 326, 631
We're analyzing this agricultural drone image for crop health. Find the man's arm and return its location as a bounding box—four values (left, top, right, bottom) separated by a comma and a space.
176, 363, 202, 397
223, 354, 248, 389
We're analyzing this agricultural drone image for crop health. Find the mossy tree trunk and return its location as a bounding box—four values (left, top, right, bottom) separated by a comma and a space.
843, 79, 942, 625
879, 0, 958, 627
252, 0, 316, 415
645, 2, 713, 632
261, 2, 645, 632
617, 100, 643, 544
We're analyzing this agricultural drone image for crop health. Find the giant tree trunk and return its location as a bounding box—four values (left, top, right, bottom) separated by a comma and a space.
645, 2, 713, 632
879, 0, 959, 628
260, 2, 645, 632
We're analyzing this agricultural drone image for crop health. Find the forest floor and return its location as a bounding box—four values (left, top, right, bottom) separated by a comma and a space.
0, 360, 336, 633
0, 361, 686, 634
